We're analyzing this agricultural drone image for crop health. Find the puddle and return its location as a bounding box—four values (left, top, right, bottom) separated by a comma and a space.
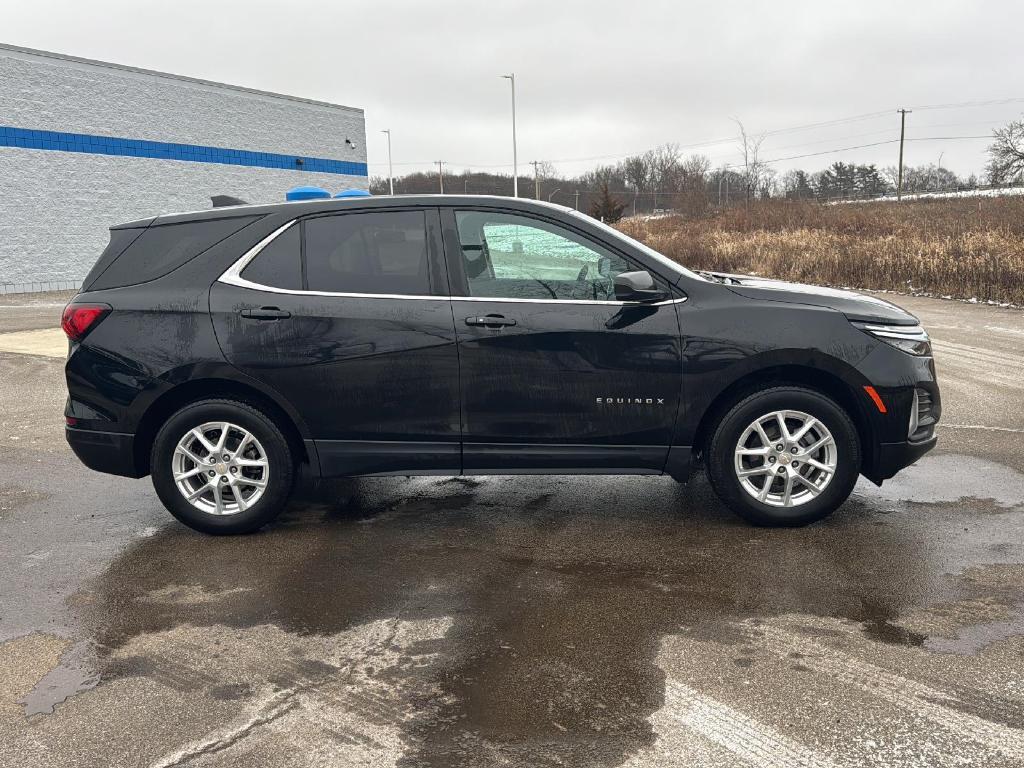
21, 470, 1019, 765
56, 475, 957, 765
865, 454, 1024, 508
19, 640, 101, 715
925, 605, 1024, 655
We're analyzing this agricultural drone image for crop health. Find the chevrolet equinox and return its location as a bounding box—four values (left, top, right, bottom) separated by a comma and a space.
63, 195, 939, 533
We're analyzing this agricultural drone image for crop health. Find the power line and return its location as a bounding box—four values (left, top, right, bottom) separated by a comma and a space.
365, 109, 905, 169
366, 98, 1020, 172
910, 97, 1024, 111
366, 125, 996, 170
720, 135, 991, 170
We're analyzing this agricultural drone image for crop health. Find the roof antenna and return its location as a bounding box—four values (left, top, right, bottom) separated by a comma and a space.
211, 195, 249, 208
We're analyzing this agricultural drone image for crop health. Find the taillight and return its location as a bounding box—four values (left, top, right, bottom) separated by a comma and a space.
61, 303, 111, 342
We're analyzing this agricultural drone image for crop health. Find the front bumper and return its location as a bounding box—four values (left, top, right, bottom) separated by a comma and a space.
853, 340, 940, 484
66, 426, 145, 478
872, 434, 938, 482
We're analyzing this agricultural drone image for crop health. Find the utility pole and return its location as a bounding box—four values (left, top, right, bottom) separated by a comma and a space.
532, 159, 548, 199
381, 129, 394, 195
502, 74, 518, 197
897, 108, 912, 201
574, 189, 579, 210
435, 161, 445, 193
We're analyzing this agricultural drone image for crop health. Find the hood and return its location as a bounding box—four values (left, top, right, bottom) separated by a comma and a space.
699, 271, 918, 325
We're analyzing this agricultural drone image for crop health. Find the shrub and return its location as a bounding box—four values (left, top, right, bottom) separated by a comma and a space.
618, 197, 1024, 304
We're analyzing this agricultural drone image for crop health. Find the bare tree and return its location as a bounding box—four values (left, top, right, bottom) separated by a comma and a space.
623, 155, 650, 214
681, 154, 711, 183
535, 160, 558, 179
674, 154, 711, 215
734, 120, 767, 206
648, 143, 682, 209
986, 120, 1024, 184
880, 165, 901, 190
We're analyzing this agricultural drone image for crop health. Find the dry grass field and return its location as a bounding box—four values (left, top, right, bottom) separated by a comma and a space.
619, 196, 1024, 305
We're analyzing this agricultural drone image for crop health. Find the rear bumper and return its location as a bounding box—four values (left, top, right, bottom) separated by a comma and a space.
66, 426, 145, 478
871, 434, 937, 483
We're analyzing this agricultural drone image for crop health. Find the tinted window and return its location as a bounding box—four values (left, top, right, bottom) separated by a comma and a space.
82, 227, 146, 291
304, 211, 430, 295
90, 216, 259, 291
454, 211, 630, 301
241, 225, 301, 290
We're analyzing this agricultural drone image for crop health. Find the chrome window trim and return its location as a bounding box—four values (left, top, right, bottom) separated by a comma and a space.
217, 217, 687, 307
452, 296, 687, 307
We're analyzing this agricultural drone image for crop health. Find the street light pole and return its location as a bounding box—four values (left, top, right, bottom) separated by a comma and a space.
547, 188, 561, 202
381, 129, 394, 195
502, 73, 518, 197
435, 161, 445, 193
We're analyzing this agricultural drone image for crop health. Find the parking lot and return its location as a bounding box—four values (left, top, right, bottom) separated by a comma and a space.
1, 290, 1022, 767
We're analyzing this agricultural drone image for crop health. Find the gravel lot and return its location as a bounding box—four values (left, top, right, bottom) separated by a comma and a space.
1, 292, 1022, 767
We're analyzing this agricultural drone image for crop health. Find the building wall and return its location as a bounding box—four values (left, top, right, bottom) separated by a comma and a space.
0, 44, 367, 287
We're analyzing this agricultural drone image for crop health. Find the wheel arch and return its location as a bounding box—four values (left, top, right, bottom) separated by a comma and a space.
692, 363, 875, 473
132, 377, 313, 476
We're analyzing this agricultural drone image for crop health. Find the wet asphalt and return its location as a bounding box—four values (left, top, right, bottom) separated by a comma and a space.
1, 292, 1023, 767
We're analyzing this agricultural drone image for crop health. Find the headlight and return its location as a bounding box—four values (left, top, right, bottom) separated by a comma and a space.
854, 322, 932, 356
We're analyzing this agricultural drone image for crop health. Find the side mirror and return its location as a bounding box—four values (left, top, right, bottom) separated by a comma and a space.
597, 256, 612, 277
614, 270, 667, 303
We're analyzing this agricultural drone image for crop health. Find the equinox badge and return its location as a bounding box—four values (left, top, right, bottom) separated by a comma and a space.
596, 397, 665, 405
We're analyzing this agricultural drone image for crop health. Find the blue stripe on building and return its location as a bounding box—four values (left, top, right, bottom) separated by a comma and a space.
0, 126, 368, 176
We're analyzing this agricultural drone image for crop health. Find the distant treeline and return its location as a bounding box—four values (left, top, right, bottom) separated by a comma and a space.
371, 117, 1024, 222
371, 154, 983, 215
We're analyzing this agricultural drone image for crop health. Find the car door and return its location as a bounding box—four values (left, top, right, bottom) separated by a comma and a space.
442, 207, 684, 473
210, 206, 461, 476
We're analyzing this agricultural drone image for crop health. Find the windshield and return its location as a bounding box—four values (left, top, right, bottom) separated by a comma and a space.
568, 210, 706, 282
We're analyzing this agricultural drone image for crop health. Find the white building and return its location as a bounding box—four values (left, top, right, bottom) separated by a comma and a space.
0, 43, 367, 290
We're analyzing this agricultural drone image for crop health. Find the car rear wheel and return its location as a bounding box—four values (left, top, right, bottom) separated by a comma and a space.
706, 386, 860, 526
151, 399, 294, 534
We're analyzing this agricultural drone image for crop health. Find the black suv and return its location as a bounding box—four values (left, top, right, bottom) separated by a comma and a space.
63, 196, 939, 534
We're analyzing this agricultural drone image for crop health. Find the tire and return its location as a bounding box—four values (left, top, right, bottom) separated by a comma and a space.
706, 386, 860, 526
150, 399, 294, 534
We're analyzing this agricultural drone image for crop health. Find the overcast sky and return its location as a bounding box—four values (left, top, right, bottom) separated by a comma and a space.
5, 1, 1023, 181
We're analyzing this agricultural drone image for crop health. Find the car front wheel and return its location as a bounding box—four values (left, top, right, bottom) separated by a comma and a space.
150, 399, 294, 534
706, 386, 861, 526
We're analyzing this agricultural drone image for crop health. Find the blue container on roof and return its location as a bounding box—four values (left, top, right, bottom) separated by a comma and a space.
335, 189, 372, 198
286, 186, 331, 201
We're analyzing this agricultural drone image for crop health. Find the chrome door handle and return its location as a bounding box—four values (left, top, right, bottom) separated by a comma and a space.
465, 314, 516, 328
239, 307, 291, 320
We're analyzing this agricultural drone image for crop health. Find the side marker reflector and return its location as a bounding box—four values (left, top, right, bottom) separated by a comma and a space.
863, 385, 887, 413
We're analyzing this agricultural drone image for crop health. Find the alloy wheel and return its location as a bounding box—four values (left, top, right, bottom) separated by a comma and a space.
733, 410, 837, 508
171, 421, 270, 516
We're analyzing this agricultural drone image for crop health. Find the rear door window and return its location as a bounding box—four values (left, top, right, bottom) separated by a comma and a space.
303, 211, 430, 295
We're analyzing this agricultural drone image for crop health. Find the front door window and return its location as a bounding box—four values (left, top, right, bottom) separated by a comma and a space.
455, 211, 630, 301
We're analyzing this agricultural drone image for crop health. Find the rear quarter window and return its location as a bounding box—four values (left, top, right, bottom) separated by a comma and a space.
81, 228, 146, 290
88, 216, 259, 291
240, 224, 301, 290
